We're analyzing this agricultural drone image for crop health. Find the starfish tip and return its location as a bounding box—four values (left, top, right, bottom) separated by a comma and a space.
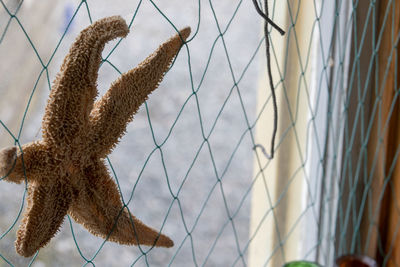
179, 27, 191, 42
0, 146, 17, 178
101, 15, 129, 37
15, 241, 35, 258
158, 234, 174, 248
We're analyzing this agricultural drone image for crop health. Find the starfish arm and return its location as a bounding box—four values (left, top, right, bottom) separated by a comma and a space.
42, 16, 129, 147
15, 181, 72, 257
88, 27, 191, 157
0, 142, 48, 184
68, 162, 173, 247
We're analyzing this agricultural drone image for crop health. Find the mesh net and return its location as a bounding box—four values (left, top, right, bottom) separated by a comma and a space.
0, 0, 399, 266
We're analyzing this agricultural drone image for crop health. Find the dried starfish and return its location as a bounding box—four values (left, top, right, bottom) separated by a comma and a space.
0, 16, 190, 257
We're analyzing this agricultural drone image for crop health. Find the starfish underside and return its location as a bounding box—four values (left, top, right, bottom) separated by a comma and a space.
0, 16, 190, 257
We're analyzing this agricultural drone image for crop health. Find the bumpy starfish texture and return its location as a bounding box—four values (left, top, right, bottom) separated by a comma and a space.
0, 16, 190, 257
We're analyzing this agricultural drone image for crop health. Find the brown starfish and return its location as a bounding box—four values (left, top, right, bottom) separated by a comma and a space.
0, 16, 190, 257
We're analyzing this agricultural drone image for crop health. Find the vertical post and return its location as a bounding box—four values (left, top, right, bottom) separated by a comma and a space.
370, 0, 400, 265
248, 1, 330, 266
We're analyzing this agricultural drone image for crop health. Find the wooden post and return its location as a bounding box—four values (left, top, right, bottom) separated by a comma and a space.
373, 0, 400, 265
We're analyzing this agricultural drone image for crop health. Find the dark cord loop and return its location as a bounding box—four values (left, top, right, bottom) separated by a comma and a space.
251, 0, 285, 35
252, 0, 285, 160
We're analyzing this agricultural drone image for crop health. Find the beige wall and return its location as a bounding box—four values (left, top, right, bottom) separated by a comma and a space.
249, 1, 320, 266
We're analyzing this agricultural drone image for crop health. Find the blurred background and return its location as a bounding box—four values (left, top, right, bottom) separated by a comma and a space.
0, 0, 260, 266
1, 0, 400, 267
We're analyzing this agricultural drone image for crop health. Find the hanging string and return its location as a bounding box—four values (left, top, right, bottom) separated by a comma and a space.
252, 0, 285, 35
252, 0, 285, 160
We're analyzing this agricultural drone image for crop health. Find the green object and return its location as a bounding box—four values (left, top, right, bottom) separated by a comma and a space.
284, 261, 322, 267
